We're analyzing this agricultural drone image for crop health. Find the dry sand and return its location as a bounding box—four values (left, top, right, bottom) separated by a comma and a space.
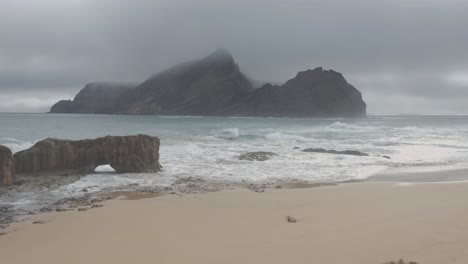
1, 182, 468, 264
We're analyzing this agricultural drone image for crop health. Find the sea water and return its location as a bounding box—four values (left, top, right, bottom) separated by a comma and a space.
1, 113, 468, 217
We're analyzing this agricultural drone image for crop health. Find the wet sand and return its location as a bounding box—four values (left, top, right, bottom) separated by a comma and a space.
1, 181, 468, 264
369, 167, 468, 182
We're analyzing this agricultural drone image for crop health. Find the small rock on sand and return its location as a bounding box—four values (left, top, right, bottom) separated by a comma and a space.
286, 216, 297, 223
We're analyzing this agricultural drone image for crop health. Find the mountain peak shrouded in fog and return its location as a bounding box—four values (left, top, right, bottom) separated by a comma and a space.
205, 48, 234, 62
51, 50, 366, 117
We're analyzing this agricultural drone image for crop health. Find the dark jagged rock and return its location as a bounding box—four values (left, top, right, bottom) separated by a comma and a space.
14, 135, 162, 176
303, 148, 369, 156
238, 151, 278, 161
0, 145, 15, 186
50, 50, 367, 118
50, 82, 136, 114
228, 67, 366, 117
379, 155, 392, 159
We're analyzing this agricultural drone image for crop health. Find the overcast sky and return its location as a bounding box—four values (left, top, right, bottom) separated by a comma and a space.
1, 0, 467, 113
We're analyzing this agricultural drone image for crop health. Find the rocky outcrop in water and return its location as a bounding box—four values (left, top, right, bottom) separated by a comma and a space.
303, 148, 369, 156
50, 49, 367, 117
50, 83, 136, 114
0, 145, 15, 186
14, 135, 162, 176
238, 151, 278, 161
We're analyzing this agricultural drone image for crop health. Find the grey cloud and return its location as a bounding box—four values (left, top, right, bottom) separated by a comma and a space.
1, 0, 468, 113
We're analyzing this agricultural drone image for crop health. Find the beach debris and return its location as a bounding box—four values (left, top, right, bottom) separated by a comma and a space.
247, 183, 266, 193
382, 260, 419, 264
32, 220, 46, 224
91, 204, 104, 208
174, 177, 206, 185
286, 216, 297, 223
78, 208, 88, 212
238, 151, 278, 161
55, 208, 72, 212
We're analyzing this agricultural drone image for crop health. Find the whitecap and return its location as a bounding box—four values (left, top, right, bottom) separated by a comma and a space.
217, 128, 240, 140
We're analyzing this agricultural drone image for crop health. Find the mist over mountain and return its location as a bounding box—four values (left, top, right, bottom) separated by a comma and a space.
51, 50, 366, 117
50, 83, 137, 114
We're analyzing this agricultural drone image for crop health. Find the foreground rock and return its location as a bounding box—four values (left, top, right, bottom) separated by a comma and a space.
51, 49, 367, 118
0, 145, 15, 186
238, 151, 278, 161
50, 82, 136, 114
303, 148, 369, 156
14, 135, 162, 176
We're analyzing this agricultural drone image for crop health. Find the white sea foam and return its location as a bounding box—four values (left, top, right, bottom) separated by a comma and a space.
94, 165, 116, 172
60, 173, 176, 194
3, 114, 468, 216
0, 138, 34, 152
217, 128, 240, 139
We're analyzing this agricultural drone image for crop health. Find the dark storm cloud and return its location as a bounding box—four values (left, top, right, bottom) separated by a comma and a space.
1, 0, 468, 113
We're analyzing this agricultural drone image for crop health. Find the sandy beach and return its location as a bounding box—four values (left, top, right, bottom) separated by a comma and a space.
1, 182, 468, 264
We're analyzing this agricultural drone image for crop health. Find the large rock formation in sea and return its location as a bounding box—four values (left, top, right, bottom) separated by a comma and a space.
0, 145, 15, 186
50, 83, 137, 114
227, 68, 366, 117
14, 135, 162, 176
50, 49, 367, 117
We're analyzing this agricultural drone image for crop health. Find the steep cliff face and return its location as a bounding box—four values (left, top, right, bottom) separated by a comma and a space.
50, 83, 136, 114
115, 49, 254, 115
228, 68, 366, 117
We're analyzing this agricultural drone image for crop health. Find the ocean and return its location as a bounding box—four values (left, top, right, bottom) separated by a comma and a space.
1, 113, 468, 220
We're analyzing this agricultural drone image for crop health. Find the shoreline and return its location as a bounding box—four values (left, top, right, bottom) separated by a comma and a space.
2, 165, 468, 226
2, 181, 468, 263
368, 167, 468, 183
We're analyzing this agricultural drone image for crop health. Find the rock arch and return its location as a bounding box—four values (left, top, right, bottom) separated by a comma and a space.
13, 135, 162, 176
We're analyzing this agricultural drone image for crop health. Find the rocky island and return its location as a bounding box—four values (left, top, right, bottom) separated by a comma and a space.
50, 49, 367, 117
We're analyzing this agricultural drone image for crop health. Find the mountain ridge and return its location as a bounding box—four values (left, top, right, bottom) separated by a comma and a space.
50, 50, 366, 117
